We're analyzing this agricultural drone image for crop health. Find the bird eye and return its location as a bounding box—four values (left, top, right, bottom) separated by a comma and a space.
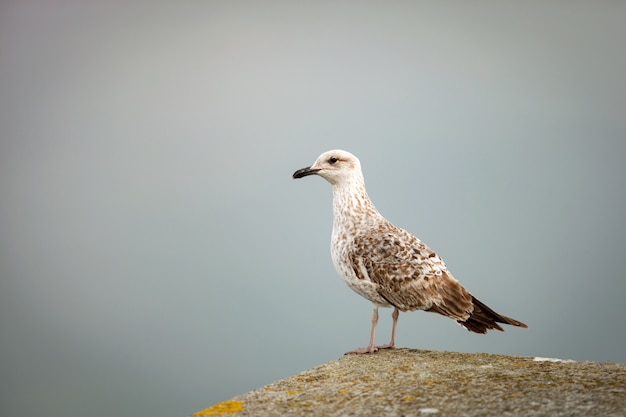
329, 157, 338, 164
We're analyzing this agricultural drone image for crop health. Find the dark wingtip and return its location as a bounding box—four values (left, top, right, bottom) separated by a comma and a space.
459, 296, 528, 333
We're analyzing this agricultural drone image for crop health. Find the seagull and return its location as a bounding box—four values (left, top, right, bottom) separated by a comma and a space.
293, 149, 527, 354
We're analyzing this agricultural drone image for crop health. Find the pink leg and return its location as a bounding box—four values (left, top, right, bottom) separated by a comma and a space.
345, 306, 380, 354
377, 308, 399, 350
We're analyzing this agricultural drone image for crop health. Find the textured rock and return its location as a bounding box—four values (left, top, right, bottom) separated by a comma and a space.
192, 349, 626, 417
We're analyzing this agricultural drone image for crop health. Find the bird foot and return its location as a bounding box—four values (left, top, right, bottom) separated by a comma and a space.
376, 343, 396, 350
344, 344, 395, 355
345, 346, 378, 355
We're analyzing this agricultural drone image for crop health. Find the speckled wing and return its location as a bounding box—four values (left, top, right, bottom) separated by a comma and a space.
349, 222, 473, 320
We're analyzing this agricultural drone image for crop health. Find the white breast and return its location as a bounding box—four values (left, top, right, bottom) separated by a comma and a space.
331, 230, 392, 307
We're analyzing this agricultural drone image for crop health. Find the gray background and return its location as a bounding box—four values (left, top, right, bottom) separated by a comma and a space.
1, 2, 625, 417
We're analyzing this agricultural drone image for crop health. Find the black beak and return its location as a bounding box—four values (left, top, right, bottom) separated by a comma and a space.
292, 166, 321, 179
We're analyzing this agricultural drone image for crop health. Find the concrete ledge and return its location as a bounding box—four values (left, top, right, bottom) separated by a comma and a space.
192, 349, 626, 416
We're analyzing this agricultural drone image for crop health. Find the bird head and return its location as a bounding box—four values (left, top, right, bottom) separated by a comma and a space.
292, 150, 363, 186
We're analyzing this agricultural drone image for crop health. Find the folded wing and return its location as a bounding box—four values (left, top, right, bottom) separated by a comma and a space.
349, 223, 473, 320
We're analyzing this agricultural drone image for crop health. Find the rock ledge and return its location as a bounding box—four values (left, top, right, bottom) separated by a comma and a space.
193, 349, 626, 416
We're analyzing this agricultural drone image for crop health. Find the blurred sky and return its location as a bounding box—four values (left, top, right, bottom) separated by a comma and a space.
1, 1, 626, 417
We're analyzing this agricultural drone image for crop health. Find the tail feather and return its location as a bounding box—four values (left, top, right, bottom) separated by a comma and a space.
459, 296, 528, 334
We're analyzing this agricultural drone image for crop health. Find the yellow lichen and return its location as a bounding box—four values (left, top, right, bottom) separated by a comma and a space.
192, 401, 245, 416
286, 390, 302, 395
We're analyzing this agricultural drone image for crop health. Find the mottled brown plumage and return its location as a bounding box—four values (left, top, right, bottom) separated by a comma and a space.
293, 149, 527, 354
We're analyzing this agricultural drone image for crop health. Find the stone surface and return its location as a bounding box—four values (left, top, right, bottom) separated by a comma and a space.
192, 349, 626, 417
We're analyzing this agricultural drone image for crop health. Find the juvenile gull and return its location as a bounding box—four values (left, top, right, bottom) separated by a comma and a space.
293, 149, 527, 354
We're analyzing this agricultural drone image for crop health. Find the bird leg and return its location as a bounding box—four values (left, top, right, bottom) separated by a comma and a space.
346, 305, 396, 354
376, 307, 399, 350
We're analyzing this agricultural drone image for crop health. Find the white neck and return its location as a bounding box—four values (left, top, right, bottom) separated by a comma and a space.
331, 178, 383, 238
